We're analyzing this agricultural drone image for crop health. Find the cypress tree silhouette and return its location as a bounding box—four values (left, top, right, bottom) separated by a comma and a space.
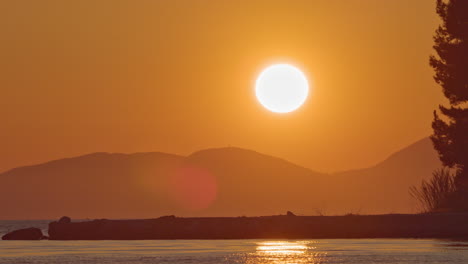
429, 0, 468, 209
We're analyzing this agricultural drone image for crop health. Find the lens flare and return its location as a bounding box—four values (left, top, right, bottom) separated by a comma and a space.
169, 166, 218, 210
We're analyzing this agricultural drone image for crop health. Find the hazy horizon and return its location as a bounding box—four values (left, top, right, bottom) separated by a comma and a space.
0, 136, 431, 175
0, 137, 439, 219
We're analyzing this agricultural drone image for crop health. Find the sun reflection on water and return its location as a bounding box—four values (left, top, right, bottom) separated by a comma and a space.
246, 241, 327, 264
257, 241, 309, 255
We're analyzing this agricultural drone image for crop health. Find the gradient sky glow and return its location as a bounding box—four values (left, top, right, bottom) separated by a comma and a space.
0, 0, 444, 173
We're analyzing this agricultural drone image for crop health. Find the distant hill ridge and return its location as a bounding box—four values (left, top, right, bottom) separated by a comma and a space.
0, 138, 440, 219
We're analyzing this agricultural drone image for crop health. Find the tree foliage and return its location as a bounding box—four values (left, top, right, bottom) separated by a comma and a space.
429, 0, 468, 187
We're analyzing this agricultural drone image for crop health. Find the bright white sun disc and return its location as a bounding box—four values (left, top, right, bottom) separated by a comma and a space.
255, 64, 309, 113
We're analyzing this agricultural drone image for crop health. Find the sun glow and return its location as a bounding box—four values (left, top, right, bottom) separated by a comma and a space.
255, 64, 309, 113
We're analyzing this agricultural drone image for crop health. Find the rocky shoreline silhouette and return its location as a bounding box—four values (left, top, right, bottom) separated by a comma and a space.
4, 213, 468, 240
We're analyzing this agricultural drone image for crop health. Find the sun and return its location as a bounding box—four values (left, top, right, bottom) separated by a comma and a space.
255, 64, 309, 113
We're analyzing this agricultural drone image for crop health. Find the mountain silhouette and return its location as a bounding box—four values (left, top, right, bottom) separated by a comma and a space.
0, 138, 440, 219
330, 138, 441, 214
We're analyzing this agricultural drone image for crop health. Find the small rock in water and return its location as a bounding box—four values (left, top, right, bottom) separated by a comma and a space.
2, 227, 44, 240
58, 216, 71, 224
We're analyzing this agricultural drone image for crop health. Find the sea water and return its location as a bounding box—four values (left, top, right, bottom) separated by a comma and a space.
1, 220, 468, 263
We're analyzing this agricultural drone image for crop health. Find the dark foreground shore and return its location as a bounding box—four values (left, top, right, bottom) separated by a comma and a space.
41, 213, 468, 240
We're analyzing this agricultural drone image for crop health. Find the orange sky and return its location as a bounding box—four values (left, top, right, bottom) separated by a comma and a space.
0, 0, 445, 173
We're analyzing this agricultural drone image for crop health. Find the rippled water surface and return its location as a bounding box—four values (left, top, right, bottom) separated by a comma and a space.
1, 221, 468, 263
